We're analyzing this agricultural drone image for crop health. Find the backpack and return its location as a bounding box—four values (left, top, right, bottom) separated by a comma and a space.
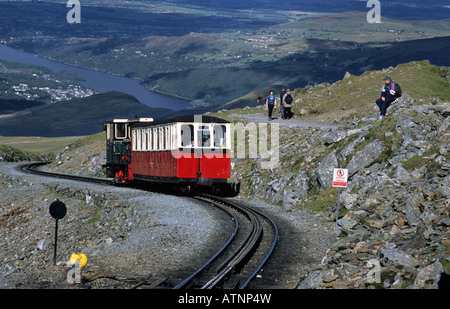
285, 93, 293, 105
392, 82, 402, 98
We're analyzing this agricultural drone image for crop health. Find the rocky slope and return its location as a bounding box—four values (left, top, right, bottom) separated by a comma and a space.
229, 93, 449, 288
1, 60, 449, 289
0, 163, 239, 289
44, 90, 449, 289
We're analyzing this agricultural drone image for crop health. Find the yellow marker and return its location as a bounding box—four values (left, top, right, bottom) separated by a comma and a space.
69, 253, 88, 268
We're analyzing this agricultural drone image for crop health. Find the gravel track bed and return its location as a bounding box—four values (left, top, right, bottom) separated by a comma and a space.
0, 162, 332, 289
0, 163, 233, 288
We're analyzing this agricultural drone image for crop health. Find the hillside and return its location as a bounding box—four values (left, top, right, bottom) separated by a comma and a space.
0, 91, 173, 137
213, 61, 450, 288
294, 60, 450, 122
216, 60, 450, 116
27, 60, 450, 288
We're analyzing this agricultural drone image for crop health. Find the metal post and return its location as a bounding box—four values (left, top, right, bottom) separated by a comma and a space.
49, 200, 66, 266
53, 218, 58, 266
334, 187, 341, 234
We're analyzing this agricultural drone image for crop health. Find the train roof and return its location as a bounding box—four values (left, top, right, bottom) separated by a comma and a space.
131, 115, 229, 128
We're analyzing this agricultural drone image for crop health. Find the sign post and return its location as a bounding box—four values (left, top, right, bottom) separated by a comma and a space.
332, 168, 348, 234
49, 200, 67, 266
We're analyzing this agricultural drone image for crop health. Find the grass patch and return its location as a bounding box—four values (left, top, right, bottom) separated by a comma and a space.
65, 132, 105, 151
299, 187, 338, 212
401, 145, 445, 172
0, 136, 82, 155
0, 144, 50, 161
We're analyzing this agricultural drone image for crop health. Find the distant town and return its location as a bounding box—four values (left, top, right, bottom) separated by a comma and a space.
0, 60, 97, 105
10, 81, 96, 103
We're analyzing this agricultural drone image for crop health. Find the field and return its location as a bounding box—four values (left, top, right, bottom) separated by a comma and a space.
0, 136, 81, 154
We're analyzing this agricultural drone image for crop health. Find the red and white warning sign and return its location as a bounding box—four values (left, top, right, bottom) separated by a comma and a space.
332, 168, 348, 188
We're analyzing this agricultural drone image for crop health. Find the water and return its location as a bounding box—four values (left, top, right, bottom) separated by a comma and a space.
0, 43, 189, 111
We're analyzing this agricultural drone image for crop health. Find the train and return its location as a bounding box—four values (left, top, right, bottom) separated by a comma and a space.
104, 115, 239, 194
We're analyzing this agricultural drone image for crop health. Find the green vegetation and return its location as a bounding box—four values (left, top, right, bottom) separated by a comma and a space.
401, 145, 448, 173
0, 136, 82, 155
348, 116, 402, 167
300, 187, 337, 213
272, 12, 450, 43
0, 144, 51, 162
292, 61, 450, 121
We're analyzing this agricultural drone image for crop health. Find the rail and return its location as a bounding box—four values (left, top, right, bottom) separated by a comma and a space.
19, 162, 278, 289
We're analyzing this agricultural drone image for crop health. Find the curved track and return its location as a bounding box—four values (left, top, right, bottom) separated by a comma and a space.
19, 162, 279, 289
20, 162, 113, 186
173, 194, 279, 289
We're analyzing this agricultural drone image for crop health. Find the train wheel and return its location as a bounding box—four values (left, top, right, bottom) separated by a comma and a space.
115, 170, 124, 181
177, 184, 191, 196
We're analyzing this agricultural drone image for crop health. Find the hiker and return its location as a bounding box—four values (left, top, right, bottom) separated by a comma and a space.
265, 90, 277, 121
376, 76, 401, 120
280, 88, 286, 118
282, 89, 294, 119
257, 95, 262, 106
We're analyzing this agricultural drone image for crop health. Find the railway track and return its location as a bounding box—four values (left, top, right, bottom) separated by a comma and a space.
19, 162, 279, 289
172, 194, 279, 289
20, 162, 114, 186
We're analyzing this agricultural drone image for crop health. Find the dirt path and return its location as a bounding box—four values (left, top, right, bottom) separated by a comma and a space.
228, 112, 341, 129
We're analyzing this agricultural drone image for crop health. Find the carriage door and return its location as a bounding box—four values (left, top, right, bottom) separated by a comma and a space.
197, 125, 211, 178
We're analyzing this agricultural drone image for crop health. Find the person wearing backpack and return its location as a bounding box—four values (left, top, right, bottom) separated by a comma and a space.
266, 90, 277, 121
282, 89, 294, 119
376, 76, 402, 120
280, 88, 286, 119
257, 95, 262, 106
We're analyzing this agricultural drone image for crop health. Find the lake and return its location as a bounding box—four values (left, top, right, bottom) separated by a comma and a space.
0, 43, 189, 111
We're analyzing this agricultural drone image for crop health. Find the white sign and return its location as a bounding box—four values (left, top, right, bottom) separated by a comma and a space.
332, 168, 348, 188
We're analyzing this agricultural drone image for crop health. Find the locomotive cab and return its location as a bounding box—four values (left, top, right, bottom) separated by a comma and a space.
104, 118, 153, 183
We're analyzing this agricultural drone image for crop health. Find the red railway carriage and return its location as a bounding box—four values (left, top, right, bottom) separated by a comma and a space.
128, 115, 232, 190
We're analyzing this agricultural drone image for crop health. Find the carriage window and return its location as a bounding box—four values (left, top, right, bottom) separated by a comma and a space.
152, 128, 156, 150
156, 128, 160, 150
214, 125, 227, 148
198, 126, 211, 147
167, 126, 172, 150
131, 130, 136, 151
163, 127, 167, 150
115, 123, 127, 139
148, 129, 152, 151
143, 130, 148, 151
135, 130, 141, 151
181, 124, 194, 147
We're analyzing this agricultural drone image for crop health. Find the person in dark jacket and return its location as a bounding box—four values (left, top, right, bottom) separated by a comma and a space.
257, 95, 262, 106
282, 89, 294, 119
280, 88, 286, 118
376, 76, 399, 120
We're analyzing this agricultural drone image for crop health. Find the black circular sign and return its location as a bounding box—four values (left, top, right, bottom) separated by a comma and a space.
49, 200, 67, 220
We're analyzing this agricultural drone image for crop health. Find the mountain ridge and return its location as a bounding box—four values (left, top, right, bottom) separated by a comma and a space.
0, 91, 173, 137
